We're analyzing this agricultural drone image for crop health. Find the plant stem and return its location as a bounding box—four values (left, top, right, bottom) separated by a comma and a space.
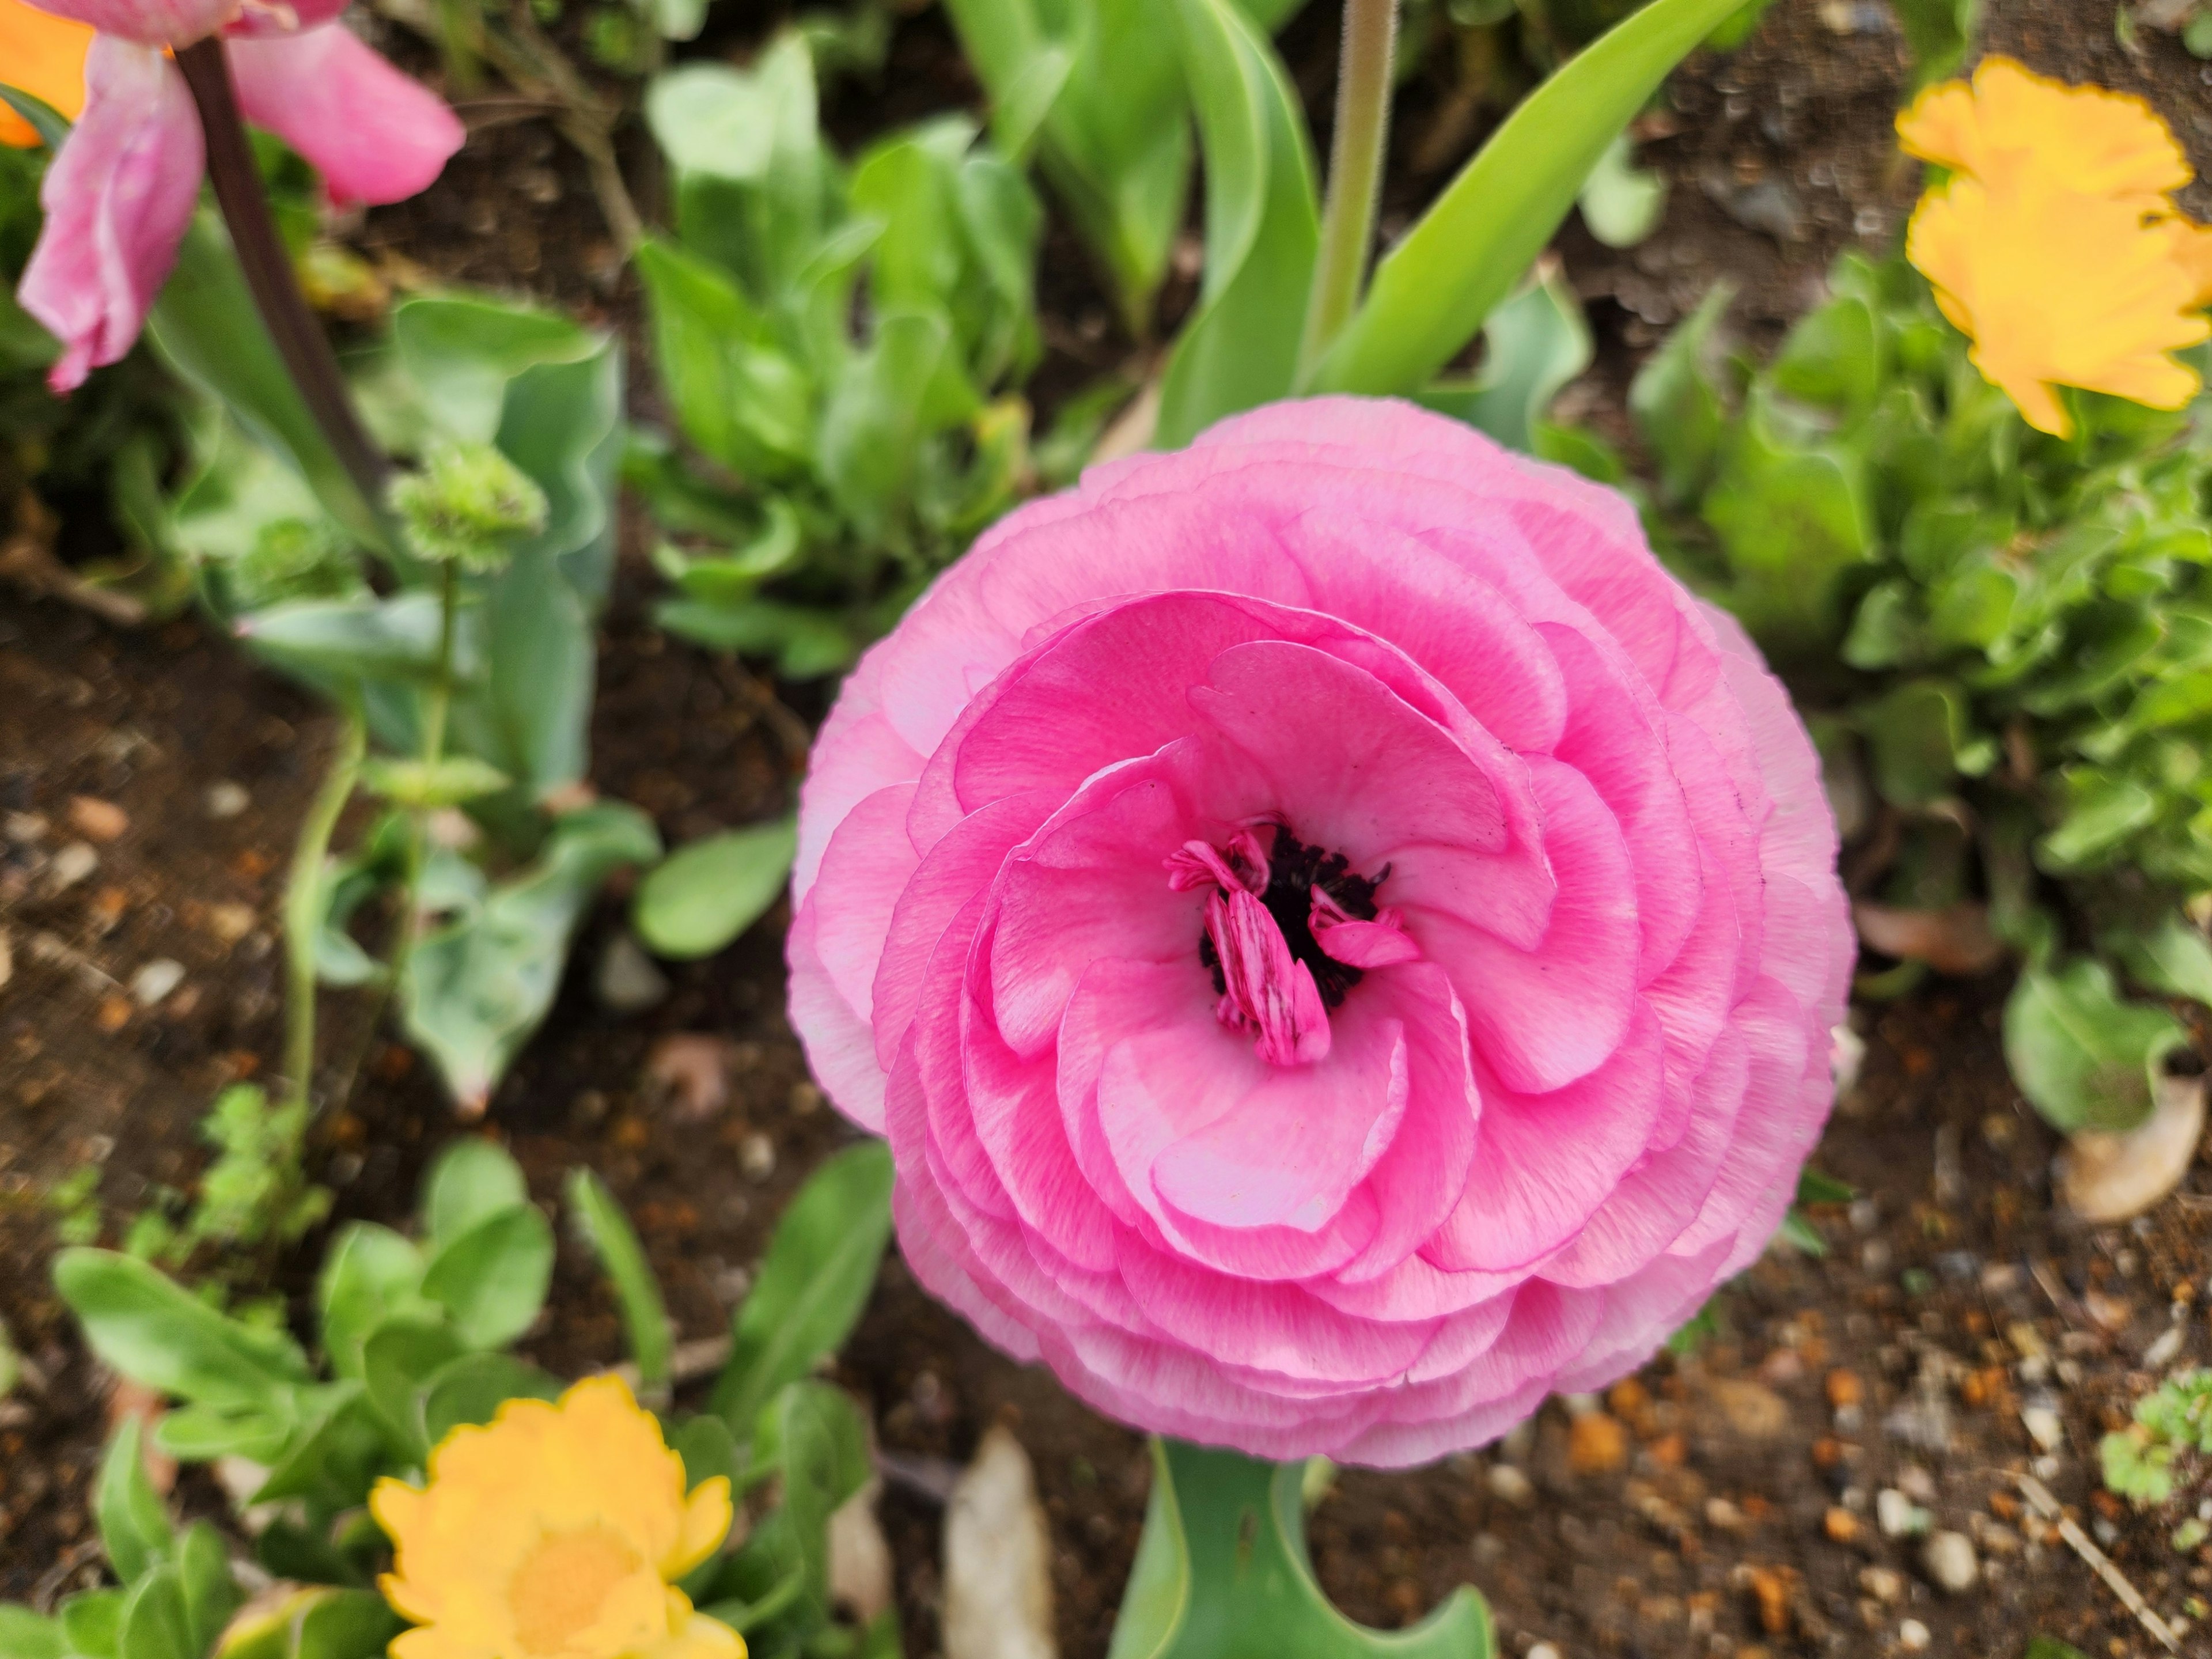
281, 707, 366, 1116
174, 40, 390, 509
1298, 0, 1401, 385
385, 561, 463, 1010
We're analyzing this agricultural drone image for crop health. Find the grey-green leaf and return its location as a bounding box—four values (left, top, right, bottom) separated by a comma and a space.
419, 1205, 556, 1351
632, 819, 798, 961
2003, 958, 2187, 1135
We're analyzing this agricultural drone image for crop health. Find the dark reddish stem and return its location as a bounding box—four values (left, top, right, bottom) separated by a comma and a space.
174, 39, 388, 509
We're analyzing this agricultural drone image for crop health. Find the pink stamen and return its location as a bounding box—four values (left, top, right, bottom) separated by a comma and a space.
1205, 888, 1330, 1067
1310, 889, 1421, 969
1164, 830, 1270, 895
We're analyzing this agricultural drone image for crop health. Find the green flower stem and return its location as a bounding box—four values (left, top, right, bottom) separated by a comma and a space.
1298, 0, 1402, 384
281, 707, 366, 1115
384, 561, 463, 1050
175, 40, 389, 512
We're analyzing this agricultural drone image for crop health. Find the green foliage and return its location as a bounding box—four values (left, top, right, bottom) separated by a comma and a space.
1596, 251, 2212, 1132
633, 817, 798, 961
1108, 1440, 1494, 1657
635, 35, 1045, 675
40, 1136, 902, 1656
146, 283, 642, 1109
2103, 1370, 2212, 1508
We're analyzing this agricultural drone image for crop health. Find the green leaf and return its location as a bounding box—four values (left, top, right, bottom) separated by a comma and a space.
671, 1415, 742, 1493
359, 757, 512, 810
291, 1592, 404, 1659
419, 1205, 556, 1351
54, 1249, 309, 1411
423, 1140, 531, 1248
1857, 680, 1987, 808
2111, 914, 2212, 1010
147, 210, 385, 552
316, 1224, 428, 1382
653, 598, 855, 680
1108, 1440, 1494, 1658
420, 1353, 563, 1446
97, 1421, 173, 1585
1154, 0, 1319, 447
1702, 396, 1874, 655
632, 237, 815, 479
176, 1524, 243, 1657
1415, 266, 1592, 454
565, 1169, 673, 1389
632, 819, 798, 961
758, 1384, 873, 1614
392, 299, 605, 451
1312, 0, 1750, 396
402, 804, 662, 1111
2003, 958, 2187, 1135
235, 593, 460, 685
60, 1593, 123, 1659
153, 1404, 293, 1466
249, 1387, 389, 1512
1577, 134, 1666, 249
818, 308, 978, 542
1892, 0, 1973, 88
1628, 283, 1732, 506
2038, 768, 2158, 872
0, 1611, 67, 1659
117, 1571, 192, 1659
362, 1321, 469, 1461
1771, 294, 1880, 415
711, 1142, 895, 1437
1796, 1168, 1854, 1206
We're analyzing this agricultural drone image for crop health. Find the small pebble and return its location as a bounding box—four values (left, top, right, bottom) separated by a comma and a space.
2145, 1322, 2187, 1371
1487, 1464, 1535, 1507
1899, 1619, 1930, 1651
1528, 1646, 1560, 1659
2021, 1404, 2064, 1452
1825, 1369, 1864, 1409
788, 1081, 824, 1116
1823, 1506, 1858, 1543
1921, 1529, 1978, 1593
3, 812, 48, 843
1706, 1497, 1747, 1532
739, 1132, 777, 1181
67, 796, 128, 843
1897, 1465, 1937, 1504
1567, 1411, 1627, 1474
1858, 1566, 1904, 1604
204, 781, 250, 819
131, 959, 185, 1007
596, 932, 671, 1014
47, 841, 98, 892
1876, 1489, 1928, 1539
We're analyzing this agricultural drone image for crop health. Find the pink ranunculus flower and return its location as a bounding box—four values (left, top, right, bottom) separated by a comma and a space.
790, 397, 1854, 1466
18, 0, 464, 393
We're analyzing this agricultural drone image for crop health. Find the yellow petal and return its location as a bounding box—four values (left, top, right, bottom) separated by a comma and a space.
649, 1604, 745, 1659
665, 1478, 734, 1581
0, 0, 90, 148
1897, 56, 2191, 202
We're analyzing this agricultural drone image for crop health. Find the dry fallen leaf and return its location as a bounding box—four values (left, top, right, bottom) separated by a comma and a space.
828, 1476, 895, 1624
943, 1425, 1056, 1659
1852, 902, 2006, 976
2062, 1074, 2206, 1224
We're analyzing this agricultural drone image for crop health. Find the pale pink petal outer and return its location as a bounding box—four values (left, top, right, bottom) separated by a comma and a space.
225, 25, 463, 206
24, 0, 232, 46
789, 395, 1853, 1467
20, 38, 202, 393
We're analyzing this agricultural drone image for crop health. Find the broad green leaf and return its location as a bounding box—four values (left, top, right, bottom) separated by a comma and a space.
1108, 1440, 1494, 1657
362, 1321, 469, 1460
1577, 133, 1666, 249
1857, 680, 1991, 809
1154, 0, 1318, 447
420, 1353, 563, 1445
1703, 396, 1874, 654
60, 1593, 123, 1659
671, 1415, 742, 1493
117, 1572, 192, 1659
250, 1387, 388, 1512
235, 593, 461, 685
2038, 768, 2158, 872
176, 1523, 243, 1657
0, 1612, 67, 1659
2111, 914, 2212, 1009
711, 1142, 895, 1436
819, 309, 978, 543
359, 757, 512, 810
153, 1404, 293, 1465
1892, 0, 1973, 88
758, 1384, 873, 1614
1772, 294, 1880, 414
1312, 0, 1749, 396
1629, 283, 1732, 507
55, 1249, 309, 1411
653, 598, 854, 680
633, 239, 815, 480
632, 819, 798, 961
647, 63, 788, 184
293, 1592, 405, 1659
392, 299, 602, 450
146, 210, 385, 551
402, 804, 662, 1111
97, 1421, 173, 1584
565, 1169, 673, 1389
419, 1206, 556, 1351
423, 1140, 531, 1248
1796, 1169, 1854, 1206
2003, 958, 2186, 1135
1415, 266, 1591, 454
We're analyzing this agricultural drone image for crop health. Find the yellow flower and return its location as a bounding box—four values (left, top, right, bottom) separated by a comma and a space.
1907, 175, 2210, 438
1897, 56, 2190, 204
371, 1376, 743, 1659
0, 0, 92, 150
1898, 56, 2212, 440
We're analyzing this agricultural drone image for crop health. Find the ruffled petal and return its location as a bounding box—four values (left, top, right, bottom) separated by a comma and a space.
225, 24, 463, 206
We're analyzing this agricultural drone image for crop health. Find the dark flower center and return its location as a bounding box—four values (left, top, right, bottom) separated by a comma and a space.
1198, 828, 1387, 1009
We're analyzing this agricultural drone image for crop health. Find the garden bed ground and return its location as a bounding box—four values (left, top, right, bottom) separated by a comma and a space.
9, 1, 2212, 1653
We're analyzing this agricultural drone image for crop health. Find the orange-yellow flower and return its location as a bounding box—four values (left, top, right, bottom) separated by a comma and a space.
0, 0, 92, 148
1899, 56, 2212, 439
371, 1376, 744, 1659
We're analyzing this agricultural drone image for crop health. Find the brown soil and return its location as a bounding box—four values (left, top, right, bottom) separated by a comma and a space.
9, 2, 2212, 1655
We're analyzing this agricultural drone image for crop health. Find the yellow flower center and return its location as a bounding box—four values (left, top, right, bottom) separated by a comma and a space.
507, 1527, 643, 1655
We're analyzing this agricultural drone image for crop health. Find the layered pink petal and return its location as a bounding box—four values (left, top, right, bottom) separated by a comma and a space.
25, 0, 232, 45
20, 38, 201, 392
226, 25, 462, 206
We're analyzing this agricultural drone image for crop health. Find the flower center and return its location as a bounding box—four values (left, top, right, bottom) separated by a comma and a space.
507, 1527, 643, 1656
1167, 827, 1410, 1069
